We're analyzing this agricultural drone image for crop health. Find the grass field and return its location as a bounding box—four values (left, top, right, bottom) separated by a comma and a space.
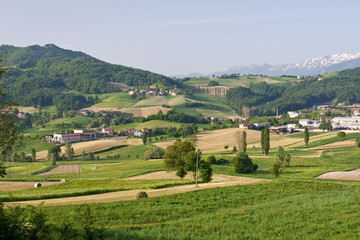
134, 96, 186, 107
35, 138, 126, 160
0, 179, 194, 202
92, 92, 137, 108
112, 120, 182, 131
94, 145, 152, 159
120, 106, 171, 117
41, 179, 360, 239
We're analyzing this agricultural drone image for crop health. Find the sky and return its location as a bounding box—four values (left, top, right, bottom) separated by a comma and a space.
2, 0, 360, 76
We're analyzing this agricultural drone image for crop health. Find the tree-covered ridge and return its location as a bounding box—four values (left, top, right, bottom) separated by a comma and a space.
226, 66, 360, 116
0, 44, 181, 107
0, 44, 89, 68
226, 82, 286, 116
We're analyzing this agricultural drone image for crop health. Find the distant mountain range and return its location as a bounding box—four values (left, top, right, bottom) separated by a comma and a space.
176, 53, 360, 78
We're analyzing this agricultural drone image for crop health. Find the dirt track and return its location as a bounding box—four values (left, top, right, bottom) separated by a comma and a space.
36, 164, 80, 176
6, 172, 268, 206
316, 168, 360, 180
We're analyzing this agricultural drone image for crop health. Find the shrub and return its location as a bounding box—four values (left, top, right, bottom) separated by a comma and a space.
200, 160, 212, 183
231, 152, 257, 173
144, 147, 165, 159
207, 155, 217, 164
137, 191, 148, 199
271, 161, 282, 178
337, 131, 346, 138
356, 137, 360, 148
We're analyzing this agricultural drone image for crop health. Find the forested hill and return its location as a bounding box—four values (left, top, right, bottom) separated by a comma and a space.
226, 67, 360, 116
0, 44, 180, 106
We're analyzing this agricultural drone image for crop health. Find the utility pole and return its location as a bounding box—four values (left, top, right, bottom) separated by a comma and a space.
7, 154, 10, 179
196, 149, 199, 187
78, 157, 80, 180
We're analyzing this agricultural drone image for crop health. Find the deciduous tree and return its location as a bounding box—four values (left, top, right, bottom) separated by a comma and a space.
163, 140, 212, 182
0, 57, 22, 176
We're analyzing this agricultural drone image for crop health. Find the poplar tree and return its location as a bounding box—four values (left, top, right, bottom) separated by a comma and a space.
304, 127, 309, 147
264, 126, 270, 156
261, 129, 265, 154
242, 131, 247, 153
31, 148, 36, 162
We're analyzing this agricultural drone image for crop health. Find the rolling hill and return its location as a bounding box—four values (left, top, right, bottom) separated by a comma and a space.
0, 44, 181, 107
226, 66, 360, 116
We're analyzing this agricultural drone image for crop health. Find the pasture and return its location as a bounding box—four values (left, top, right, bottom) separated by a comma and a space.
133, 96, 186, 107
120, 106, 171, 117
38, 180, 360, 239
35, 138, 126, 160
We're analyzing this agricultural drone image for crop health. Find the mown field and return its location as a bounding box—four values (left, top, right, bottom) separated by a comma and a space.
42, 180, 360, 239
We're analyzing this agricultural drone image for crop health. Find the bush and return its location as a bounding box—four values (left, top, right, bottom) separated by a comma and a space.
200, 161, 212, 182
231, 152, 257, 173
337, 131, 346, 138
144, 147, 165, 159
207, 155, 217, 164
137, 191, 148, 199
216, 158, 229, 165
271, 161, 282, 178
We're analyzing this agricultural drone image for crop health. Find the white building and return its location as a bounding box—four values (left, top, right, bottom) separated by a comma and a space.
331, 116, 360, 130
299, 119, 321, 128
288, 111, 299, 118
134, 130, 143, 137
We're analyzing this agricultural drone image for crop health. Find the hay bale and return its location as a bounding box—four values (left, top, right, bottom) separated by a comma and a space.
34, 183, 42, 188
60, 179, 68, 183
136, 191, 148, 199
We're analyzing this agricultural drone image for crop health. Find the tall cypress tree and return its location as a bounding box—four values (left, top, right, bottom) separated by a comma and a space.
242, 131, 247, 153
304, 127, 309, 147
261, 129, 265, 154
264, 126, 270, 156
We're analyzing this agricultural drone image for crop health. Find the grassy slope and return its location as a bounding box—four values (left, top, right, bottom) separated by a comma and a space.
92, 92, 137, 108
0, 179, 193, 202
45, 180, 360, 239
111, 120, 183, 131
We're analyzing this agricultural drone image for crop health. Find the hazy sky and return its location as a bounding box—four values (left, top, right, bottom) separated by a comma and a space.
2, 0, 360, 75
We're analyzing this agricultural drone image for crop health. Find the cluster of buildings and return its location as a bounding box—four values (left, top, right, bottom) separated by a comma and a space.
128, 88, 180, 96
240, 116, 360, 133
17, 112, 29, 119
46, 128, 114, 144
332, 116, 360, 130
119, 127, 167, 137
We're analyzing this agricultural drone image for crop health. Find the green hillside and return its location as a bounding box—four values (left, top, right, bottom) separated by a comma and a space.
0, 44, 181, 107
226, 67, 360, 116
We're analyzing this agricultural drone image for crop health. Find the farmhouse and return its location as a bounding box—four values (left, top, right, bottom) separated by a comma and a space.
47, 128, 113, 143
118, 128, 136, 135
17, 112, 29, 119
